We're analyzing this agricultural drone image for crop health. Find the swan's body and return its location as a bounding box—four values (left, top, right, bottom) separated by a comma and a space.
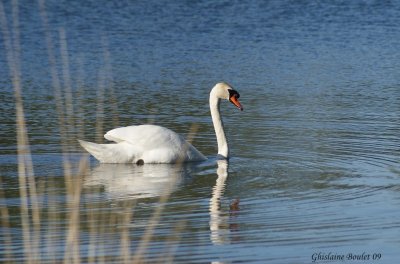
79, 125, 205, 163
79, 82, 243, 164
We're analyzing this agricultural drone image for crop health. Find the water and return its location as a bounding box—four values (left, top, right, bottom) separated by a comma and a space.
1, 0, 400, 263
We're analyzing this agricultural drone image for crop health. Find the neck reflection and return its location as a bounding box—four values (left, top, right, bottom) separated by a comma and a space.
209, 160, 230, 245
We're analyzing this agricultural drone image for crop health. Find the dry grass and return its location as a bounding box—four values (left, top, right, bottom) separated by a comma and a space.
0, 1, 190, 263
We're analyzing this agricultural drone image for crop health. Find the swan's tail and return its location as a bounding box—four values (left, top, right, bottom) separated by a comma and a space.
78, 140, 136, 163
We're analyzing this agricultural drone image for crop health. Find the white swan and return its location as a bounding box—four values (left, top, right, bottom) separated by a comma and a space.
78, 82, 243, 164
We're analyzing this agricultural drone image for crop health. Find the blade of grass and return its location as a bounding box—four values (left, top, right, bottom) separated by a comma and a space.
59, 27, 75, 151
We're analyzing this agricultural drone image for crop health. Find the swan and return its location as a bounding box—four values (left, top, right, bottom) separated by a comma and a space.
78, 82, 243, 164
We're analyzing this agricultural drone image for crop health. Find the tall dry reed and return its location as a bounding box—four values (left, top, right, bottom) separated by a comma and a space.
0, 1, 190, 263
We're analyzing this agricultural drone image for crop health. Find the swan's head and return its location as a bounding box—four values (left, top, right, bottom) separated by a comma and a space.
211, 82, 243, 111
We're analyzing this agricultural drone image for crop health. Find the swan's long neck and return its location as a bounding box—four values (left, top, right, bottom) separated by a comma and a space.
210, 94, 229, 158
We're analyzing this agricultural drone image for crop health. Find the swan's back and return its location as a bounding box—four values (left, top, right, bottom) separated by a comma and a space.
106, 125, 183, 147
79, 124, 206, 164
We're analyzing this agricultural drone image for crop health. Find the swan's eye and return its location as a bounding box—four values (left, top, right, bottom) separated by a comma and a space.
228, 89, 240, 99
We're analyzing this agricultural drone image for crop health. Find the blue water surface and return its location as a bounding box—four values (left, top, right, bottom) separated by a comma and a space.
0, 0, 399, 263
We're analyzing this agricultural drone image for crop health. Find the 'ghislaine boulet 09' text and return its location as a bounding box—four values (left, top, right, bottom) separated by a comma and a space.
312, 252, 382, 262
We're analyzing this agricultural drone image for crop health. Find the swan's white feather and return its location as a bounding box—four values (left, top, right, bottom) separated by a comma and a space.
78, 140, 140, 163
80, 124, 206, 164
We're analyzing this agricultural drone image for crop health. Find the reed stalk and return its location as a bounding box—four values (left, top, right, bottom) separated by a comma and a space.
0, 0, 191, 262
0, 177, 13, 263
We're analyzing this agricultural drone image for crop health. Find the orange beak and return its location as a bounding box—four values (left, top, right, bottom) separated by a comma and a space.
229, 94, 243, 111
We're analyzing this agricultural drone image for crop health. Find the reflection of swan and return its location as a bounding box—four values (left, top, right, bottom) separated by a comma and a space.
209, 160, 230, 245
84, 163, 192, 200
78, 83, 243, 164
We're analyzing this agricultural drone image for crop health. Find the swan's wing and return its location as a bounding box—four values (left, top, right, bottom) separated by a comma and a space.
104, 124, 206, 163
105, 125, 163, 143
104, 125, 151, 143
104, 124, 185, 148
